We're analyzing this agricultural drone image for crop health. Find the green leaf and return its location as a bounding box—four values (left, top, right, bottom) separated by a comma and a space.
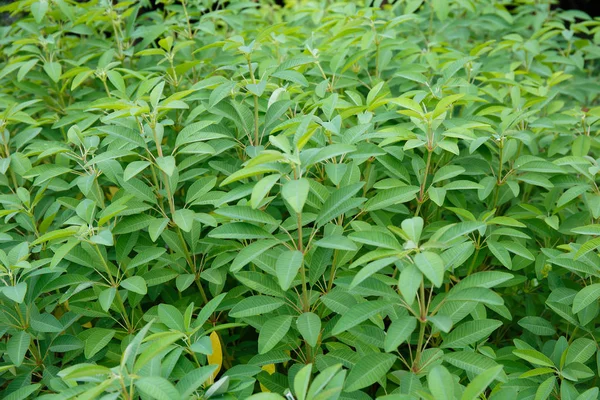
384, 316, 417, 353
230, 296, 285, 318
573, 283, 600, 313
59, 363, 112, 380
214, 205, 277, 225
438, 221, 485, 242
251, 174, 281, 209
428, 315, 453, 333
246, 394, 286, 400
99, 126, 146, 148
127, 247, 167, 270
230, 239, 279, 272
43, 61, 61, 82
134, 332, 185, 372
518, 317, 555, 336
17, 59, 38, 82
173, 209, 196, 232
2, 282, 27, 303
364, 186, 420, 211
275, 250, 303, 291
7, 331, 30, 367
120, 276, 147, 295
208, 222, 274, 240
98, 287, 116, 312
221, 166, 280, 186
575, 237, 600, 259
30, 313, 63, 333
460, 365, 504, 400
258, 315, 293, 354
294, 363, 312, 400
534, 376, 555, 400
513, 349, 555, 367
349, 231, 401, 250
149, 218, 170, 242
176, 366, 218, 398
444, 351, 501, 375
433, 165, 465, 184
135, 376, 182, 400
157, 156, 177, 176
158, 304, 185, 331
31, 1, 49, 22
307, 364, 344, 399
209, 80, 236, 108
428, 187, 446, 206
441, 319, 502, 348
487, 240, 512, 269
84, 328, 115, 359
297, 312, 321, 348
401, 216, 424, 243
565, 338, 596, 365
445, 287, 503, 306
282, 178, 310, 214
350, 256, 397, 288
428, 365, 454, 400
414, 251, 445, 287
443, 180, 483, 190
332, 300, 390, 335
344, 353, 396, 392
399, 264, 422, 305
315, 183, 364, 226
3, 384, 41, 400
572, 135, 591, 156
315, 235, 357, 251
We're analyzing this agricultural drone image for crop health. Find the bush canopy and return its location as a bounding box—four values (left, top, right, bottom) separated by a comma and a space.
1, 0, 600, 399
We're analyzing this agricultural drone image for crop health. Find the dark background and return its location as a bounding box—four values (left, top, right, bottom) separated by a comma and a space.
559, 0, 599, 16
0, 0, 599, 28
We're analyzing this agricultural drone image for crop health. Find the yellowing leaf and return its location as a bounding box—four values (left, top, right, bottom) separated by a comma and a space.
260, 364, 276, 392
207, 331, 223, 384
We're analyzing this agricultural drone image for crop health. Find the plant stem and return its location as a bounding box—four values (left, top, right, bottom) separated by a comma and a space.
414, 319, 427, 371
297, 212, 309, 312
102, 78, 111, 97
247, 57, 260, 146
181, 0, 194, 39
93, 244, 133, 332
326, 250, 338, 292
151, 124, 176, 216
176, 227, 208, 304
467, 247, 480, 276
416, 149, 433, 216
413, 280, 427, 370
492, 139, 504, 208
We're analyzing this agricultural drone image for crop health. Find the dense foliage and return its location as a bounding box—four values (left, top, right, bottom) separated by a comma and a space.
1, 0, 600, 399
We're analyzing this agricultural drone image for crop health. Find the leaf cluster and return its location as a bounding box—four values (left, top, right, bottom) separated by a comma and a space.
1, 0, 600, 399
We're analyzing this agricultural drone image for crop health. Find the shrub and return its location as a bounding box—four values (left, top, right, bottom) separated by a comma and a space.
1, 0, 600, 399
